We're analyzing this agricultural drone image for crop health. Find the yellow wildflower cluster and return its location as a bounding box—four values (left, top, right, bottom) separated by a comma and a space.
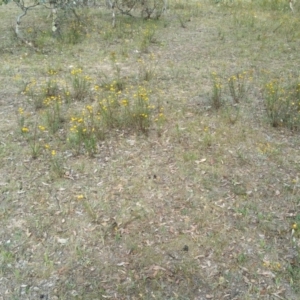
265, 81, 277, 95
110, 84, 116, 92
86, 105, 93, 114
136, 86, 149, 101
257, 142, 274, 154
155, 107, 165, 122
228, 71, 247, 82
69, 105, 98, 136
48, 69, 58, 76
43, 95, 62, 106
149, 53, 155, 60
84, 75, 92, 81
70, 68, 82, 76
23, 79, 37, 95
229, 75, 237, 82
17, 65, 165, 156
264, 78, 300, 130
263, 261, 281, 271
211, 72, 222, 89
98, 100, 108, 112
70, 116, 84, 133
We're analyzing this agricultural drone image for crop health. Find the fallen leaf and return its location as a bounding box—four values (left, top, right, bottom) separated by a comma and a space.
152, 265, 167, 271
56, 237, 68, 244
195, 158, 206, 164
257, 270, 275, 278
117, 262, 129, 266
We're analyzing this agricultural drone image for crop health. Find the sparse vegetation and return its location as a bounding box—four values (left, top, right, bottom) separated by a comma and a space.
1, 0, 300, 299
264, 77, 300, 130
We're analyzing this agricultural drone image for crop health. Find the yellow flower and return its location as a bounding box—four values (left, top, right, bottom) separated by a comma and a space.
292, 223, 297, 230
263, 262, 269, 267
76, 194, 84, 200
38, 125, 46, 131
275, 263, 281, 270
51, 150, 56, 156
121, 99, 128, 106
71, 68, 82, 76
70, 125, 77, 132
18, 107, 24, 115
86, 105, 93, 113
48, 69, 57, 75
21, 127, 29, 133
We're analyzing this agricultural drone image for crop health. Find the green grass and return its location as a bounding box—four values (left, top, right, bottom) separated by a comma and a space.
0, 0, 300, 298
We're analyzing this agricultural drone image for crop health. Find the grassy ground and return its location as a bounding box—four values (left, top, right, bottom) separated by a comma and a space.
1, 0, 300, 299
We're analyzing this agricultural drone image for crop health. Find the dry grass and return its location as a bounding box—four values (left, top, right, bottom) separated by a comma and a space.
1, 0, 300, 299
